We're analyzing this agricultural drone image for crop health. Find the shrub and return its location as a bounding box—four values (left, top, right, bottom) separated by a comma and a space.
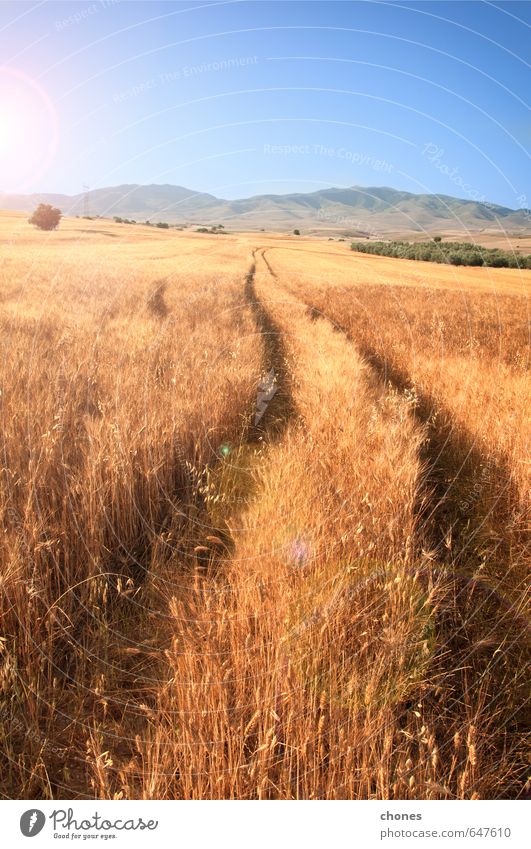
351, 239, 531, 269
156, 222, 169, 229
293, 229, 300, 236
28, 204, 62, 231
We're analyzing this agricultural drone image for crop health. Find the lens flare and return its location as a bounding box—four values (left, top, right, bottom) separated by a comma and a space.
0, 113, 13, 155
290, 537, 310, 567
0, 66, 59, 192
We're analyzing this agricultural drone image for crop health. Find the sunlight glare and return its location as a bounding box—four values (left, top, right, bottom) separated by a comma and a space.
0, 67, 58, 192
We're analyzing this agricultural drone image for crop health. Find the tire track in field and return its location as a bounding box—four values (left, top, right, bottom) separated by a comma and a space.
353, 343, 531, 772
192, 251, 295, 553
259, 248, 526, 591
75, 258, 297, 796
184, 251, 297, 569
263, 246, 530, 796
353, 348, 520, 565
243, 250, 295, 440
258, 248, 278, 279
287, 294, 518, 572
294, 287, 526, 596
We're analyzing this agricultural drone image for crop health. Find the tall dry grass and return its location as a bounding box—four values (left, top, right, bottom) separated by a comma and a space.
0, 219, 260, 796
274, 251, 529, 572
0, 217, 528, 799
127, 252, 430, 799
261, 244, 530, 796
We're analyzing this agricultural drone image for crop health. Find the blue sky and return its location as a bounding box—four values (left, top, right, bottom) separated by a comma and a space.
0, 0, 529, 208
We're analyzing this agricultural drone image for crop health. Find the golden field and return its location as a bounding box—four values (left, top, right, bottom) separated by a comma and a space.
0, 211, 529, 799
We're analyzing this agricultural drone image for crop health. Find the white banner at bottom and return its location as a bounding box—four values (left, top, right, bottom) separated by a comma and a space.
1, 799, 528, 848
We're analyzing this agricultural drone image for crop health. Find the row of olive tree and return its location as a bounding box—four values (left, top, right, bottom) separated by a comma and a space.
351, 238, 531, 269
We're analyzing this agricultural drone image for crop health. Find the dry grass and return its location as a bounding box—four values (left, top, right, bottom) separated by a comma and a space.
0, 214, 260, 796
0, 214, 528, 799
271, 245, 530, 569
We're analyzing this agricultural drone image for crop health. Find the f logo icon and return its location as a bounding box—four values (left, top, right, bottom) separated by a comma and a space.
20, 810, 46, 837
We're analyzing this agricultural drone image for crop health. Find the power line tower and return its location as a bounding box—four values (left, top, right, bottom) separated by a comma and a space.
83, 184, 90, 217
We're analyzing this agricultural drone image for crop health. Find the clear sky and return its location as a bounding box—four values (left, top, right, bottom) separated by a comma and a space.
0, 0, 529, 208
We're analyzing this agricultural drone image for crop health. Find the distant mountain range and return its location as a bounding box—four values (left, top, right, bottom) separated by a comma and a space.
1, 184, 530, 235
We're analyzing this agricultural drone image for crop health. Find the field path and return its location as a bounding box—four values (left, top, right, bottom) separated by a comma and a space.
256, 244, 530, 792
236, 244, 423, 566
259, 246, 522, 570
243, 251, 295, 439
3, 214, 528, 800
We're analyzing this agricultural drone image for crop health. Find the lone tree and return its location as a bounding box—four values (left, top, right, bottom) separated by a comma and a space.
293, 228, 300, 236
29, 204, 62, 231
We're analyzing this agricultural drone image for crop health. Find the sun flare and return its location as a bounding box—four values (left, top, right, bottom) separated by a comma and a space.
0, 67, 58, 192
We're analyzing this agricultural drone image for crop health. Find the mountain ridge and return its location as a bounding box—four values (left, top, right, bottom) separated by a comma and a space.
1, 183, 529, 235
